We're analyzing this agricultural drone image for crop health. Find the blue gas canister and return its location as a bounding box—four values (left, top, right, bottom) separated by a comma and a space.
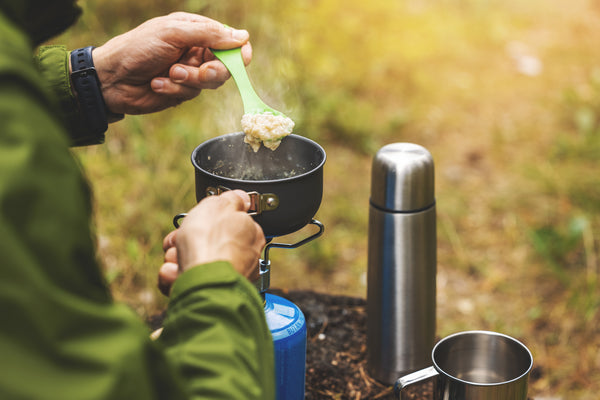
264, 293, 307, 400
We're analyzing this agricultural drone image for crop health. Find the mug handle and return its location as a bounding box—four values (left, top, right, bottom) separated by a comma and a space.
394, 366, 438, 400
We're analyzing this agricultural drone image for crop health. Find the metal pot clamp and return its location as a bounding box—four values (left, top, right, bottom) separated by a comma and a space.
173, 186, 280, 228
206, 186, 279, 215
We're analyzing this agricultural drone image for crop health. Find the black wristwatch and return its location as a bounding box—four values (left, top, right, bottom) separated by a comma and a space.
70, 46, 124, 135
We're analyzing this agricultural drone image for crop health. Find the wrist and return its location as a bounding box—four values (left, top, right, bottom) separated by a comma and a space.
90, 45, 116, 94
92, 46, 125, 122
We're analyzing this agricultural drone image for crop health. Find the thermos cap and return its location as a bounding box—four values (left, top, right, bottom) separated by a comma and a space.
370, 143, 435, 212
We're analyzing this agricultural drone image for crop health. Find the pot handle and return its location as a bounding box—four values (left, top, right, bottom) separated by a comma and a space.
206, 186, 279, 215
173, 213, 187, 228
394, 366, 438, 400
172, 184, 280, 228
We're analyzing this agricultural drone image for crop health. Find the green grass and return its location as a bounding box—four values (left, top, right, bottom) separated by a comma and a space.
50, 0, 600, 397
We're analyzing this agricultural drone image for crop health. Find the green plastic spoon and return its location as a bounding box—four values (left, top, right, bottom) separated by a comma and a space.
212, 47, 288, 117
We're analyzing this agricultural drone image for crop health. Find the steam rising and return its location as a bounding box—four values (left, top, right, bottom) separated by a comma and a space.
199, 134, 314, 181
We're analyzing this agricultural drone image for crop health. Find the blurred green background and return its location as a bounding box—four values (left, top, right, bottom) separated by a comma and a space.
52, 0, 599, 398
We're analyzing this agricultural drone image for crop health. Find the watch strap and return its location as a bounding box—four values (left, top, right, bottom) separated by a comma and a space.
70, 47, 123, 136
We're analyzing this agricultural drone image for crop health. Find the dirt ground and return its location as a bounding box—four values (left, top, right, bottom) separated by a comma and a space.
148, 290, 543, 399
278, 289, 425, 400
272, 289, 539, 400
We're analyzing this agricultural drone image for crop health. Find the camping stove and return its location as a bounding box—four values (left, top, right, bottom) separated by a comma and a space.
178, 132, 327, 400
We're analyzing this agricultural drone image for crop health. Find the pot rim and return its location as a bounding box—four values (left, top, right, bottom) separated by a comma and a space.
190, 132, 327, 184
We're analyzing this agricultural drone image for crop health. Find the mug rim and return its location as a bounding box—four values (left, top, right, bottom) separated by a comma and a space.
431, 330, 533, 387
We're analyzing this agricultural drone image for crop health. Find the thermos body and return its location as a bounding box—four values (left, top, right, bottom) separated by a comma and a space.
366, 143, 437, 385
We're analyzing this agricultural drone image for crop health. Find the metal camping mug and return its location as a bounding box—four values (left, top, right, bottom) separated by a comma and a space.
395, 331, 533, 400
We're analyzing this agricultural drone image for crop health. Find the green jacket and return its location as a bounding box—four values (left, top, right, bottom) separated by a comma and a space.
0, 6, 275, 400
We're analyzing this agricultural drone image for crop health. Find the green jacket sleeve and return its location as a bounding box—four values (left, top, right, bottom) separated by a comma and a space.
34, 44, 106, 146
159, 263, 276, 400
0, 11, 274, 400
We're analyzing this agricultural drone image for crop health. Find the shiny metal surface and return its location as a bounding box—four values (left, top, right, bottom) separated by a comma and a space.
255, 260, 271, 292
395, 331, 533, 400
257, 219, 324, 293
434, 331, 532, 386
367, 143, 436, 384
370, 143, 435, 212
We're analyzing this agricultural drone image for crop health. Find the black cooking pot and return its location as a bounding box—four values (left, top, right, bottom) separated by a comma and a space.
190, 132, 326, 238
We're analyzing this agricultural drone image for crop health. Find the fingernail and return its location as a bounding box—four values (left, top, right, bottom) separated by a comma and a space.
172, 66, 188, 83
151, 79, 164, 91
205, 67, 217, 81
232, 29, 249, 41
233, 190, 251, 209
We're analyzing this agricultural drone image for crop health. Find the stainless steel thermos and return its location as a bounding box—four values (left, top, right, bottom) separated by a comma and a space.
366, 143, 437, 385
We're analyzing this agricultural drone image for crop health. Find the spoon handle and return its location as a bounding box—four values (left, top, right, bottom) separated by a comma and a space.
212, 48, 265, 114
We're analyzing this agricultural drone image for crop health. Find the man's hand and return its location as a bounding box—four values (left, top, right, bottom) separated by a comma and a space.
91, 12, 252, 115
158, 190, 265, 296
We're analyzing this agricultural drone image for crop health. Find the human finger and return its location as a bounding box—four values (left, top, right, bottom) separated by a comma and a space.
158, 262, 179, 296
191, 189, 251, 215
161, 12, 249, 50
206, 41, 252, 65
178, 47, 205, 67
164, 246, 178, 264
218, 189, 252, 212
234, 217, 265, 281
151, 61, 230, 95
150, 78, 203, 101
178, 45, 251, 67
241, 42, 252, 66
252, 221, 267, 252
169, 61, 231, 87
247, 264, 260, 282
162, 230, 177, 251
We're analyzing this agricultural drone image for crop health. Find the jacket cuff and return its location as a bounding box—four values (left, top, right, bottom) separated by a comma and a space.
34, 45, 106, 146
169, 261, 247, 303
168, 261, 265, 314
